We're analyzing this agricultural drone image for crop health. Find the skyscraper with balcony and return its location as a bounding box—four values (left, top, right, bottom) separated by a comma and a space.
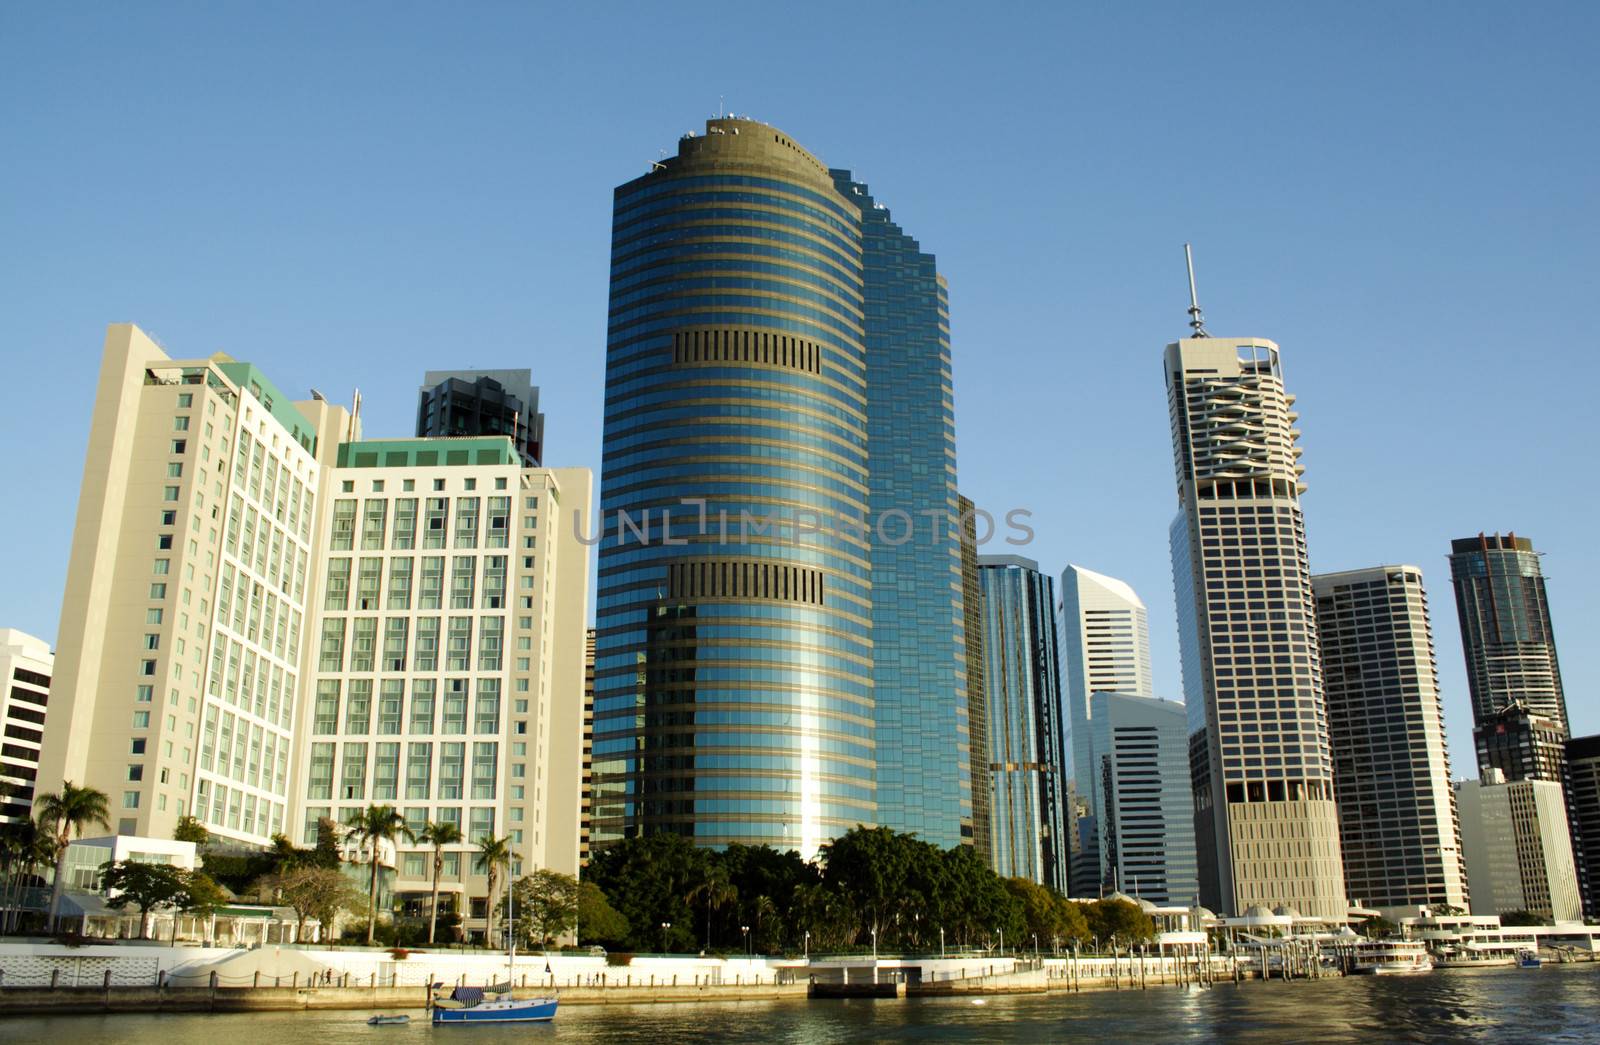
831, 169, 971, 850
0, 629, 53, 824
978, 555, 1067, 890
1058, 565, 1152, 894
1312, 566, 1468, 915
592, 119, 877, 858
1166, 335, 1346, 919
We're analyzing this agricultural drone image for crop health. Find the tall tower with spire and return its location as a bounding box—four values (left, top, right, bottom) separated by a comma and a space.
1164, 249, 1347, 918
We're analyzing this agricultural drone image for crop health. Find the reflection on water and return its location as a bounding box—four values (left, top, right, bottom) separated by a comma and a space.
0, 966, 1596, 1044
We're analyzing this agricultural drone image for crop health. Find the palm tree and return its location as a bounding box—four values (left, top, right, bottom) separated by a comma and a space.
419, 821, 462, 945
473, 835, 511, 947
687, 867, 737, 951
0, 819, 48, 933
344, 804, 416, 946
34, 782, 110, 932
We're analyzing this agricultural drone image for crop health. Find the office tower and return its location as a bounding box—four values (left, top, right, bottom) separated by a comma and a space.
580, 628, 595, 866
1448, 533, 1568, 739
1564, 734, 1600, 918
959, 495, 990, 862
1476, 703, 1571, 784
596, 117, 969, 857
1312, 567, 1468, 915
1058, 565, 1152, 895
1457, 768, 1581, 921
978, 555, 1067, 890
0, 629, 53, 823
295, 437, 592, 938
417, 370, 544, 467
830, 169, 972, 851
1086, 692, 1198, 905
40, 325, 351, 843
1165, 333, 1346, 919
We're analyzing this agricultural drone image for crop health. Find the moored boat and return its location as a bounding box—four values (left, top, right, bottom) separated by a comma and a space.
431, 987, 558, 1024
1518, 949, 1543, 969
1352, 939, 1433, 975
366, 1014, 411, 1026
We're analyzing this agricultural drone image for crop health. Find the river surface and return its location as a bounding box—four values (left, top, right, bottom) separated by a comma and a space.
1, 966, 1597, 1043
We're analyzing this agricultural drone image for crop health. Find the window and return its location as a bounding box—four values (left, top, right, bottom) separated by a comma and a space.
468, 806, 494, 843
161, 510, 177, 526
307, 744, 335, 800
131, 738, 147, 755
341, 743, 368, 801
167, 462, 183, 478
474, 679, 500, 734
153, 559, 171, 575
330, 500, 357, 551
171, 439, 187, 454
439, 742, 465, 800
324, 557, 351, 610
387, 558, 413, 610
450, 557, 476, 608
419, 557, 445, 609
392, 498, 418, 550
356, 558, 382, 610
318, 618, 346, 672
150, 583, 167, 599
373, 743, 400, 801
471, 742, 497, 800
406, 743, 432, 800
482, 556, 506, 609
164, 486, 180, 502
174, 415, 190, 431
454, 498, 480, 548
124, 791, 141, 809
409, 680, 436, 734
383, 618, 409, 672
314, 680, 340, 734
442, 679, 468, 734
361, 499, 387, 550
463, 478, 476, 492
136, 685, 153, 702
146, 608, 164, 625
478, 616, 503, 671
141, 659, 157, 676
378, 679, 403, 734
413, 617, 440, 672
127, 765, 144, 782
142, 634, 160, 650
446, 617, 472, 671
345, 679, 373, 733
423, 498, 449, 549
178, 393, 193, 407
158, 534, 174, 550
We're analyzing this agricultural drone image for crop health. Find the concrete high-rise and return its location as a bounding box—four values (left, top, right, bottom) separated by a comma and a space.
1448, 533, 1567, 740
1457, 768, 1581, 922
0, 629, 53, 823
1312, 567, 1468, 916
1057, 565, 1152, 895
416, 370, 544, 468
978, 555, 1067, 890
1165, 334, 1346, 919
294, 438, 592, 937
1086, 691, 1198, 905
831, 169, 972, 851
40, 324, 351, 844
593, 118, 972, 858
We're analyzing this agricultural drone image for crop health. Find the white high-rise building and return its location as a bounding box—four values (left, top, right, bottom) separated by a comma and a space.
0, 629, 54, 823
292, 437, 591, 939
1166, 334, 1346, 919
40, 325, 351, 843
1457, 768, 1581, 921
1058, 566, 1151, 893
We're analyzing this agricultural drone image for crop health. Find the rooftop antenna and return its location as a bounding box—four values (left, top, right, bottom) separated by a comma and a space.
1184, 243, 1209, 338
718, 95, 725, 119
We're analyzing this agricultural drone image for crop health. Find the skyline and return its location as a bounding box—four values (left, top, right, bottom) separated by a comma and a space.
3, 3, 1597, 785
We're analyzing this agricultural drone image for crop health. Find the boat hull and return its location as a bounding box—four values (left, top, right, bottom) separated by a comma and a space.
432, 998, 558, 1024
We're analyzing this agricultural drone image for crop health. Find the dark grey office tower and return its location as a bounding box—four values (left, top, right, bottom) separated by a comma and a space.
1448, 533, 1568, 740
1565, 734, 1600, 919
416, 369, 544, 466
959, 494, 991, 864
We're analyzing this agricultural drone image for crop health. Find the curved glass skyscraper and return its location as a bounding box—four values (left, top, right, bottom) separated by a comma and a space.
592, 119, 875, 858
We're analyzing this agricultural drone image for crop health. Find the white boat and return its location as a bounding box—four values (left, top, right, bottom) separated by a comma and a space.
1352, 939, 1434, 975
366, 1014, 410, 1026
430, 858, 558, 1025
1518, 949, 1543, 969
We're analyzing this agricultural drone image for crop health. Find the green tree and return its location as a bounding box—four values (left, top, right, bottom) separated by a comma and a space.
176, 871, 228, 944
1500, 910, 1544, 927
172, 816, 210, 846
34, 782, 110, 932
686, 864, 737, 951
277, 865, 364, 944
506, 869, 580, 948
585, 834, 707, 952
818, 827, 914, 948
0, 819, 52, 934
100, 860, 188, 939
1085, 898, 1155, 947
1053, 894, 1090, 950
576, 880, 629, 946
344, 804, 416, 946
474, 835, 512, 946
1361, 915, 1398, 938
419, 821, 463, 945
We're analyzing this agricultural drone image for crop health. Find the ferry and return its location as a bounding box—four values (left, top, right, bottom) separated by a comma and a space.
1351, 939, 1433, 975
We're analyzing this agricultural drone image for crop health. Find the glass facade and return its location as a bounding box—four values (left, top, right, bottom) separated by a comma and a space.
593, 119, 875, 859
977, 556, 1067, 890
831, 170, 971, 850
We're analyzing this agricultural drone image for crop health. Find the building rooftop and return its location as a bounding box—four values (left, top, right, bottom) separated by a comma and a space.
335, 436, 521, 469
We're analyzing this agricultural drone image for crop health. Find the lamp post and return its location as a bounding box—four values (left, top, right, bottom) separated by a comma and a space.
741, 925, 751, 957
660, 921, 671, 954
1033, 933, 1039, 960
871, 926, 878, 960
939, 926, 946, 958
997, 928, 1004, 956
804, 930, 811, 962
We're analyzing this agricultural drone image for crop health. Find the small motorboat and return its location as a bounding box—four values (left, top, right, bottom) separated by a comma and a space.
1518, 950, 1543, 969
366, 1014, 411, 1026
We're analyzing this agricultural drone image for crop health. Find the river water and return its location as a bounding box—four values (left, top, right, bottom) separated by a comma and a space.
0, 966, 1595, 1043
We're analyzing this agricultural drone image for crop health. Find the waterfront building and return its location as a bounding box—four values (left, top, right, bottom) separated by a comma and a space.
39, 325, 351, 844
1564, 733, 1600, 919
977, 555, 1067, 890
294, 438, 591, 936
1086, 691, 1198, 905
831, 169, 972, 851
1448, 533, 1568, 739
416, 370, 544, 467
1312, 567, 1469, 915
592, 118, 874, 857
1057, 565, 1152, 896
959, 494, 991, 862
1165, 333, 1346, 919
1456, 768, 1581, 922
0, 629, 53, 823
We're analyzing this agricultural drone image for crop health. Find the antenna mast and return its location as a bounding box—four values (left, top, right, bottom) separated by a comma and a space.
1184, 243, 1209, 338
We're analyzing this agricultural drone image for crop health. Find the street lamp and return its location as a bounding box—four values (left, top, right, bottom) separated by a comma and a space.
1033, 933, 1039, 960
741, 925, 751, 957
660, 921, 671, 954
997, 928, 1004, 956
939, 926, 946, 958
804, 930, 811, 961
871, 927, 878, 960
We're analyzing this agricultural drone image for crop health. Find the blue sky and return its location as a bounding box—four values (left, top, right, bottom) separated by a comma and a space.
2, 3, 1595, 773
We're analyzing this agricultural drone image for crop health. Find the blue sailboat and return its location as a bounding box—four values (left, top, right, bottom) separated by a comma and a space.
431, 863, 558, 1025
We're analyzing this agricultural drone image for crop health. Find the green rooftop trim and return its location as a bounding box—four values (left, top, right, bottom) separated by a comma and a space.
336, 436, 521, 469
216, 361, 318, 453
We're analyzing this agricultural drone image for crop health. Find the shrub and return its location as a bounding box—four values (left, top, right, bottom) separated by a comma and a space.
605, 952, 634, 967
390, 947, 410, 961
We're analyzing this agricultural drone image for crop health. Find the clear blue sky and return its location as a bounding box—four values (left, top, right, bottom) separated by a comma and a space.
2, 3, 1595, 775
